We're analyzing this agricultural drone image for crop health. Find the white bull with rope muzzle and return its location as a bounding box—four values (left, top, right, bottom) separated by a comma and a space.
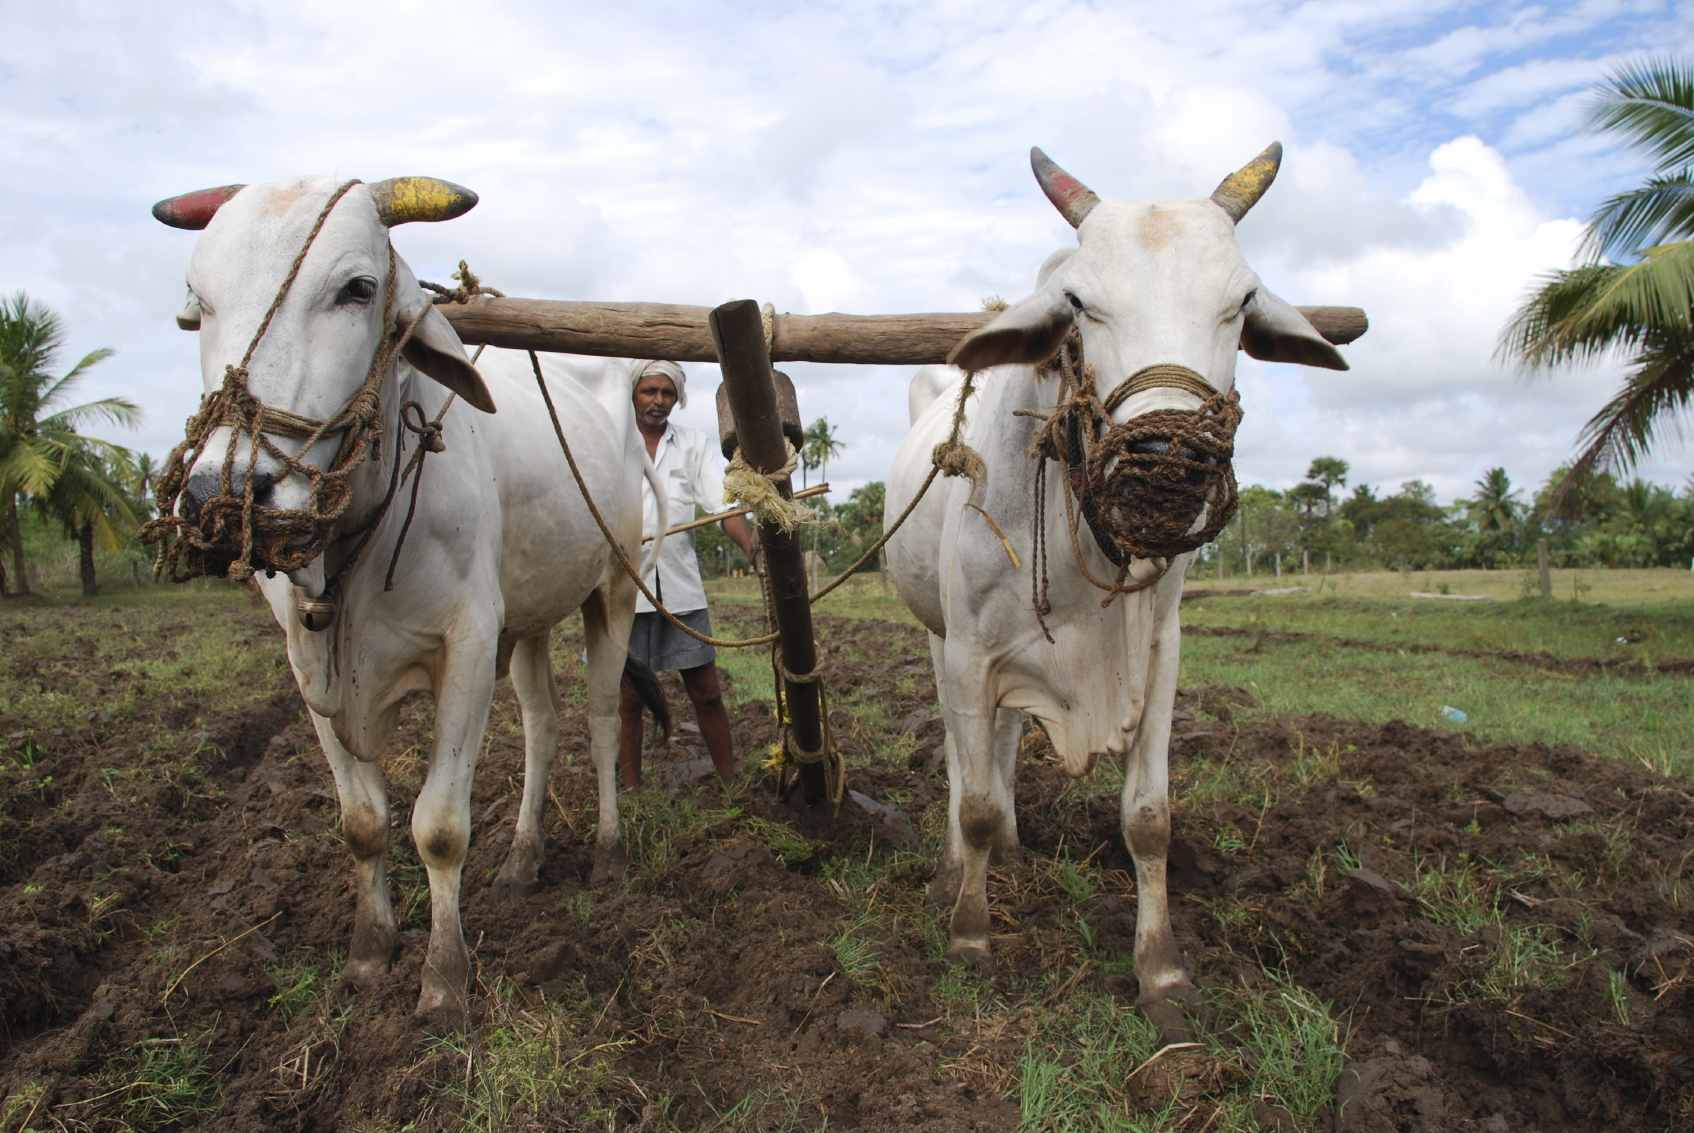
884, 144, 1351, 1040
145, 175, 665, 1024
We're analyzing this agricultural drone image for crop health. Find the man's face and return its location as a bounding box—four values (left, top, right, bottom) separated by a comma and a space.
633, 374, 678, 430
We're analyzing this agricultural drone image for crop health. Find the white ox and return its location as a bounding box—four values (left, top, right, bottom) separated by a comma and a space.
154, 176, 660, 1022
885, 146, 1348, 1034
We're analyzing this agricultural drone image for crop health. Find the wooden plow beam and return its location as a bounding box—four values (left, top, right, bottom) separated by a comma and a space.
441, 297, 1368, 364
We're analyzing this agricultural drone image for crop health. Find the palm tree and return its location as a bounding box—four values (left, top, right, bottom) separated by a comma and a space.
35, 448, 138, 597
0, 293, 138, 594
1469, 468, 1520, 532
1500, 57, 1694, 499
1305, 456, 1349, 518
801, 417, 844, 492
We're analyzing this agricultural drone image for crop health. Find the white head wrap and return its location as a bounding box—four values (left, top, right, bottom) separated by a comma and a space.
629, 359, 687, 409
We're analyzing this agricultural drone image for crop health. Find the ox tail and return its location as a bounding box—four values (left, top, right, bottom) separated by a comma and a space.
622, 653, 672, 742
637, 452, 668, 580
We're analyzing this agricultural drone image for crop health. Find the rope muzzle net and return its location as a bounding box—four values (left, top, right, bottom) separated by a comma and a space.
1024, 334, 1241, 625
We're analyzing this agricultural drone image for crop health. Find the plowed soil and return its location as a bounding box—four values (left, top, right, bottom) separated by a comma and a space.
1, 601, 1691, 1131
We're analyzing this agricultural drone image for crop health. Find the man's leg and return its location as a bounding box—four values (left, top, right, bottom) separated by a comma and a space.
680, 661, 735, 783
618, 677, 647, 790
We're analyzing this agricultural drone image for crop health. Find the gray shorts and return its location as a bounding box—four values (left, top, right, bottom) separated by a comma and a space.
628, 608, 717, 672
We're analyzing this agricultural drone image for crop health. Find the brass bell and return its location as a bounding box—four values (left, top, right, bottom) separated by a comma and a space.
298, 596, 338, 632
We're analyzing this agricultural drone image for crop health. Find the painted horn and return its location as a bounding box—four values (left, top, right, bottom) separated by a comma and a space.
1210, 142, 1282, 224
1031, 147, 1101, 228
151, 184, 246, 230
368, 177, 479, 226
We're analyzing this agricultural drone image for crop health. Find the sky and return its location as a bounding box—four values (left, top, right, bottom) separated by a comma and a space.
4, 0, 1691, 508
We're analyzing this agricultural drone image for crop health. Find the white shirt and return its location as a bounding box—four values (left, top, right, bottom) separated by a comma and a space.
638, 423, 733, 615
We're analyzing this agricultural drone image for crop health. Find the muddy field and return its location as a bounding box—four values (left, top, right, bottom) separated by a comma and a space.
1, 598, 1691, 1131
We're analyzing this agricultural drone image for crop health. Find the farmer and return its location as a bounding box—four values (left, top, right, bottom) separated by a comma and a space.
620, 359, 757, 789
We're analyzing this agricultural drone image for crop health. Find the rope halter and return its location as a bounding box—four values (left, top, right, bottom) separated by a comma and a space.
141, 181, 431, 586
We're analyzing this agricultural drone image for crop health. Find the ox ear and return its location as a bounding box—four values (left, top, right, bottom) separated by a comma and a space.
400, 301, 497, 413
1242, 288, 1349, 371
947, 286, 1073, 373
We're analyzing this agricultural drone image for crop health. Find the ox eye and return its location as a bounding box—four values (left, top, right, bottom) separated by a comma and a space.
338, 277, 378, 306
1239, 288, 1258, 314
1066, 292, 1084, 313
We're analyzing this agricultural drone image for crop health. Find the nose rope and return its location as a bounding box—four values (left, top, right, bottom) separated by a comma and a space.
1026, 334, 1242, 637
140, 180, 434, 586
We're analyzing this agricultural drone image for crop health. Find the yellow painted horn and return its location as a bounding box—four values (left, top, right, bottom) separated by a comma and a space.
1209, 143, 1282, 224
368, 177, 479, 226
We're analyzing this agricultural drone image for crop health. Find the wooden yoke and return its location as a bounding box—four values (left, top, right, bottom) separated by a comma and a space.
442, 298, 1369, 363
708, 300, 831, 806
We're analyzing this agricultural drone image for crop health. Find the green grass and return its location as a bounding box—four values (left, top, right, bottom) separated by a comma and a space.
1012, 977, 1349, 1131
267, 955, 334, 1024
416, 977, 628, 1132
89, 1028, 223, 1132
0, 581, 286, 736
1177, 596, 1694, 774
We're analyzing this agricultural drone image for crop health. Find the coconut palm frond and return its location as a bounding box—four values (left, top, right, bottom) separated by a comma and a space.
1580, 176, 1694, 262
39, 395, 142, 433
1560, 329, 1694, 493
39, 458, 139, 551
1500, 244, 1694, 369
1586, 56, 1694, 175
0, 441, 64, 498
37, 348, 118, 407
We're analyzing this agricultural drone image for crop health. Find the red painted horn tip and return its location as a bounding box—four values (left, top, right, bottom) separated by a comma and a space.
152, 184, 245, 230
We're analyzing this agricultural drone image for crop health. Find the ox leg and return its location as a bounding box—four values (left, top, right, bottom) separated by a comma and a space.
411, 644, 497, 1025
1121, 618, 1197, 1042
311, 711, 399, 989
582, 589, 628, 886
943, 695, 1010, 964
927, 632, 963, 906
930, 705, 1023, 906
492, 633, 558, 902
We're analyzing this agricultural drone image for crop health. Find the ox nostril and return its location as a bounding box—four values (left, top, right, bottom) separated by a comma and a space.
181, 465, 277, 525
1125, 438, 1216, 486
249, 467, 276, 505
181, 471, 216, 526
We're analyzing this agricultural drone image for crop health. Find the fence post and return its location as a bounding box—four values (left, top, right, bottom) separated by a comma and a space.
1537, 537, 1551, 597
709, 299, 830, 805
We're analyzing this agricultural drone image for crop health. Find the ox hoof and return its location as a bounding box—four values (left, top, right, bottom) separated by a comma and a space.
1137, 985, 1199, 1046
945, 938, 993, 966
589, 843, 627, 888
490, 874, 541, 903
340, 957, 391, 992
414, 994, 469, 1032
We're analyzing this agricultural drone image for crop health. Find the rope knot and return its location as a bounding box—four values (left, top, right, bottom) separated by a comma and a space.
723, 442, 814, 533
421, 259, 506, 305
932, 439, 986, 486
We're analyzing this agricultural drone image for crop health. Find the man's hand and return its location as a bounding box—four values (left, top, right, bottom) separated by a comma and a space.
722, 513, 760, 575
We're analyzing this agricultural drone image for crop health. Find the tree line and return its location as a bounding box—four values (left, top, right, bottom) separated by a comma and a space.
1204, 457, 1694, 575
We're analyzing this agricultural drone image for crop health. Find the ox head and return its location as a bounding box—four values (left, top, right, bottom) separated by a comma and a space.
950, 144, 1346, 385
947, 146, 1348, 559
155, 175, 493, 587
